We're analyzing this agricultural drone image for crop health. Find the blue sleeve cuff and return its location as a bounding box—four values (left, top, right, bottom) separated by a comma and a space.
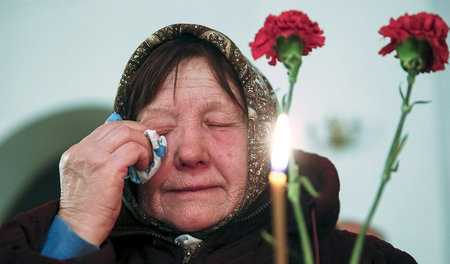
41, 215, 100, 259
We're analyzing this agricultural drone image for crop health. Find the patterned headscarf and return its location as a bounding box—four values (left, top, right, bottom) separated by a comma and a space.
113, 24, 277, 233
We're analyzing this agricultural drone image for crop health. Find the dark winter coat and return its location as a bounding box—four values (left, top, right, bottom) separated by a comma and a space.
0, 150, 417, 264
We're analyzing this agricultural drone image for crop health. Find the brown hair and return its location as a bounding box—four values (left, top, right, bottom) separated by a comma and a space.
126, 34, 247, 120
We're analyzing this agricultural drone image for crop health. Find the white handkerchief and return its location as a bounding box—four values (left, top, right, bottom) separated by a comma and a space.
126, 130, 167, 184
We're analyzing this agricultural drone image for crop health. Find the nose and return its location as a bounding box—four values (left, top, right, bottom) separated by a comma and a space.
174, 128, 210, 170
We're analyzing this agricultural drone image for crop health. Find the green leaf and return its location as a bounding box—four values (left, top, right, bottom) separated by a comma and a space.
261, 230, 274, 245
299, 176, 319, 198
397, 134, 408, 154
399, 84, 405, 101
391, 161, 399, 172
411, 100, 431, 109
391, 134, 408, 164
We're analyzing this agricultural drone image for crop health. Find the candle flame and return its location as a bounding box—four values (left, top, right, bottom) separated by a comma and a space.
271, 113, 291, 172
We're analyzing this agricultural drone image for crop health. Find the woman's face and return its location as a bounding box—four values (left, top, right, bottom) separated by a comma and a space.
136, 57, 248, 232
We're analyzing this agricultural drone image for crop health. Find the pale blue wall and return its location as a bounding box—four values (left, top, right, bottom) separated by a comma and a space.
433, 0, 450, 262
1, 0, 448, 262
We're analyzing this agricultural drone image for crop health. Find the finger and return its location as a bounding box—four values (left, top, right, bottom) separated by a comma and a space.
87, 120, 149, 143
109, 141, 152, 175
100, 124, 152, 154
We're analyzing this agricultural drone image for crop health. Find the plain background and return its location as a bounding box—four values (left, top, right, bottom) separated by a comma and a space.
1, 0, 449, 263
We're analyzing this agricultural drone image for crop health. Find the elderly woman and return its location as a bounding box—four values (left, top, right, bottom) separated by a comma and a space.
0, 24, 416, 264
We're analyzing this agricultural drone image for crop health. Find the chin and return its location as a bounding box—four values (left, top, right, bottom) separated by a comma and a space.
166, 207, 226, 232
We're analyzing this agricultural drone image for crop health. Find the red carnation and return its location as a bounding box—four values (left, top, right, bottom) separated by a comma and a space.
379, 12, 449, 73
250, 10, 325, 66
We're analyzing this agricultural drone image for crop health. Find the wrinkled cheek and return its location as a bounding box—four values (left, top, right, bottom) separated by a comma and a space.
136, 166, 171, 218
213, 132, 248, 161
146, 152, 173, 187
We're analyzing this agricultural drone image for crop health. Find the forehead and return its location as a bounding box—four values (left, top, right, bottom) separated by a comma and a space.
141, 57, 240, 113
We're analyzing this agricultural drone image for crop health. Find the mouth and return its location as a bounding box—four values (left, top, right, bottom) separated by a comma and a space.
168, 185, 220, 194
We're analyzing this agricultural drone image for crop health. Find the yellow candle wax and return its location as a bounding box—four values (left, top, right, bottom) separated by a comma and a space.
269, 113, 291, 264
269, 171, 288, 264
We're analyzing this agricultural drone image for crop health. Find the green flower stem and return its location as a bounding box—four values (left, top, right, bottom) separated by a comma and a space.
283, 80, 296, 113
349, 179, 387, 264
349, 74, 416, 264
287, 154, 315, 264
274, 58, 316, 263
289, 196, 314, 264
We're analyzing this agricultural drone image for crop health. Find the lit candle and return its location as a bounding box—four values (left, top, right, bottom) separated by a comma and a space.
269, 113, 291, 264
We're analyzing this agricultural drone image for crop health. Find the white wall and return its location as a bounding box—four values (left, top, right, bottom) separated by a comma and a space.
1, 0, 448, 262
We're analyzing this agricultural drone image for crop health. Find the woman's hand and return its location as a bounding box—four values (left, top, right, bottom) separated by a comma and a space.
57, 121, 152, 246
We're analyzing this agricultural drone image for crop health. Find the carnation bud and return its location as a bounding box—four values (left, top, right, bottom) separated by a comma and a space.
275, 35, 305, 84
396, 37, 433, 75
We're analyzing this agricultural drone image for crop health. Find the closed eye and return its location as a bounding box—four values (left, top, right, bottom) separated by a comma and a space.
207, 123, 229, 127
156, 128, 174, 136
206, 122, 240, 130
